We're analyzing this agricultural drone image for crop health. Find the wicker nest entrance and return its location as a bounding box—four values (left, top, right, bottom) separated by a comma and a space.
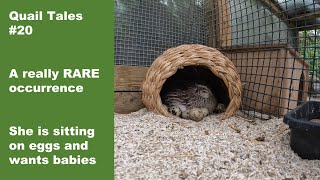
142, 44, 242, 119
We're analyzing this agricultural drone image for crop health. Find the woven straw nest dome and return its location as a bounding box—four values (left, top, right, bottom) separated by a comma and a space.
142, 44, 242, 119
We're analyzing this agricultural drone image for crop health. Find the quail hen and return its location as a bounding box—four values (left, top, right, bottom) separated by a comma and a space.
162, 81, 217, 121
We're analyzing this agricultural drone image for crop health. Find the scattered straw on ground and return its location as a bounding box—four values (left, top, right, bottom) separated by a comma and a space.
114, 109, 320, 179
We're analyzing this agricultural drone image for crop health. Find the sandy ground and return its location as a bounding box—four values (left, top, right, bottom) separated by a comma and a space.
114, 109, 320, 179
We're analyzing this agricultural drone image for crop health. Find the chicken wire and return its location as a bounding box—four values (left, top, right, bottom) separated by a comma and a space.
216, 0, 319, 118
114, 0, 320, 118
114, 0, 209, 66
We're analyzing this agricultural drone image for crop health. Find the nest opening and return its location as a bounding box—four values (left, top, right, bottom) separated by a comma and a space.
142, 44, 242, 119
160, 66, 230, 110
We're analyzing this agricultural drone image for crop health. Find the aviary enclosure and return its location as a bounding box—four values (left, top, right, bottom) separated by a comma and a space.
114, 0, 320, 119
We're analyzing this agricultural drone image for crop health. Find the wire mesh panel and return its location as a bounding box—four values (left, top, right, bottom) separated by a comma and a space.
213, 0, 319, 118
114, 0, 209, 66
114, 0, 320, 118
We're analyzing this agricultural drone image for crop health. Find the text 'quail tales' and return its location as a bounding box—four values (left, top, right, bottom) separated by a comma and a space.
8, 126, 96, 165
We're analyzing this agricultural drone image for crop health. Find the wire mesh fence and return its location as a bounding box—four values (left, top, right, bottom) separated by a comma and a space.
114, 0, 320, 118
216, 0, 319, 118
114, 0, 209, 66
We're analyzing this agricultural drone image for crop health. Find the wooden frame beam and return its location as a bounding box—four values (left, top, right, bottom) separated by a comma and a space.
114, 65, 149, 114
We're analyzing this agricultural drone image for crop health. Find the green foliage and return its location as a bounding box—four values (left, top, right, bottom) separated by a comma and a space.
299, 30, 320, 78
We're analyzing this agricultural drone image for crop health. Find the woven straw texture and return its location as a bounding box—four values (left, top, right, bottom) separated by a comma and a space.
142, 44, 242, 119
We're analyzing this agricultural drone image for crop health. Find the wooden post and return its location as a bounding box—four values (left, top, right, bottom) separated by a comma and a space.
216, 0, 232, 48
